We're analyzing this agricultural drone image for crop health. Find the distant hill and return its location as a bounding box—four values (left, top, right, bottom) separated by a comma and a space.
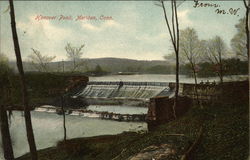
8, 57, 175, 74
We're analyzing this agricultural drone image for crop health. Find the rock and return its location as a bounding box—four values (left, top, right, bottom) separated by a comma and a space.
129, 144, 177, 160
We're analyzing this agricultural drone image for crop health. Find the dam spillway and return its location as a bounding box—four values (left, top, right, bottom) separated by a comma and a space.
72, 81, 173, 103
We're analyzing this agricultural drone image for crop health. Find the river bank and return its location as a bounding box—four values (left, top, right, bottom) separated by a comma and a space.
17, 100, 249, 160
2, 75, 248, 159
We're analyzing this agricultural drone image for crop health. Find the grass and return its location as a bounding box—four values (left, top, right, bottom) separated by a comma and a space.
16, 99, 249, 160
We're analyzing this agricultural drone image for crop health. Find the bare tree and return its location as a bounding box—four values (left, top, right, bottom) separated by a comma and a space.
179, 27, 202, 105
243, 0, 249, 60
61, 95, 67, 141
156, 0, 181, 119
205, 36, 227, 83
0, 53, 14, 160
231, 18, 248, 60
28, 48, 56, 72
65, 43, 85, 72
9, 0, 38, 159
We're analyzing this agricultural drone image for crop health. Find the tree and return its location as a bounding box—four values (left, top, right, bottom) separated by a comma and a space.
156, 0, 182, 119
179, 27, 202, 104
0, 53, 14, 160
243, 0, 249, 60
65, 43, 85, 72
95, 65, 103, 73
28, 48, 56, 72
61, 95, 67, 142
9, 0, 38, 159
205, 36, 227, 83
231, 18, 248, 60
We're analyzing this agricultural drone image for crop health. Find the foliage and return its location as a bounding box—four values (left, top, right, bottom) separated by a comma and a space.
84, 65, 109, 76
2, 72, 76, 106
0, 53, 14, 104
194, 58, 248, 77
28, 48, 56, 72
146, 65, 174, 74
231, 18, 248, 60
196, 62, 216, 77
0, 53, 9, 65
125, 66, 142, 72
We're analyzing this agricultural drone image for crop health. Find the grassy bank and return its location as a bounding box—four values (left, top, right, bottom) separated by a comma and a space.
17, 98, 249, 160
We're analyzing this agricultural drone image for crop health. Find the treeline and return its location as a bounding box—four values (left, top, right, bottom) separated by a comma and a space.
8, 57, 248, 77
81, 57, 248, 77
180, 58, 248, 77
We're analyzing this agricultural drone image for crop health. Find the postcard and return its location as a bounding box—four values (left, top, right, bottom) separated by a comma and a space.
0, 0, 249, 160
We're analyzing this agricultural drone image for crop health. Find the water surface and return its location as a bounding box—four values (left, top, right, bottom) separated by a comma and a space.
0, 111, 146, 159
89, 74, 247, 83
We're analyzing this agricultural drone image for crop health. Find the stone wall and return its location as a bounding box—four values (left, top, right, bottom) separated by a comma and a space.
147, 80, 248, 131
169, 80, 248, 103
146, 96, 191, 131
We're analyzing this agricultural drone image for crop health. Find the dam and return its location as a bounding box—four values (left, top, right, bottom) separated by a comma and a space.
70, 81, 174, 106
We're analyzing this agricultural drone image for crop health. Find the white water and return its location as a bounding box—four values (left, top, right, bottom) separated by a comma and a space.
87, 105, 148, 114
75, 84, 169, 100
73, 74, 247, 103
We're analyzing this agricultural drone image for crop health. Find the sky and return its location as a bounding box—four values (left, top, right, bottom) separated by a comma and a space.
0, 0, 246, 61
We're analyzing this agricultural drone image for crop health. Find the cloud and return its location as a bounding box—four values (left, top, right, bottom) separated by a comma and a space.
17, 16, 71, 42
15, 16, 73, 61
136, 33, 168, 42
81, 20, 121, 32
81, 23, 102, 31
178, 9, 192, 27
103, 20, 121, 28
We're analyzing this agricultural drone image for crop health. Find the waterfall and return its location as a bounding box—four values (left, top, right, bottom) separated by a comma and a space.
72, 81, 171, 100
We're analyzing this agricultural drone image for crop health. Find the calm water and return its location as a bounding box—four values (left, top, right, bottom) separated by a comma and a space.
89, 74, 247, 83
0, 111, 146, 159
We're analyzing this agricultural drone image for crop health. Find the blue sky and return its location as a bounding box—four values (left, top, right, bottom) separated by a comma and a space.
0, 1, 246, 61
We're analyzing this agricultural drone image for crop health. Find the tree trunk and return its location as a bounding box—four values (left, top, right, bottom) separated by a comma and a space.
73, 58, 76, 72
61, 96, 67, 141
173, 0, 179, 119
62, 59, 65, 73
0, 106, 14, 160
174, 51, 179, 119
192, 65, 200, 106
161, 0, 179, 119
9, 0, 38, 159
245, 0, 249, 60
219, 52, 223, 84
